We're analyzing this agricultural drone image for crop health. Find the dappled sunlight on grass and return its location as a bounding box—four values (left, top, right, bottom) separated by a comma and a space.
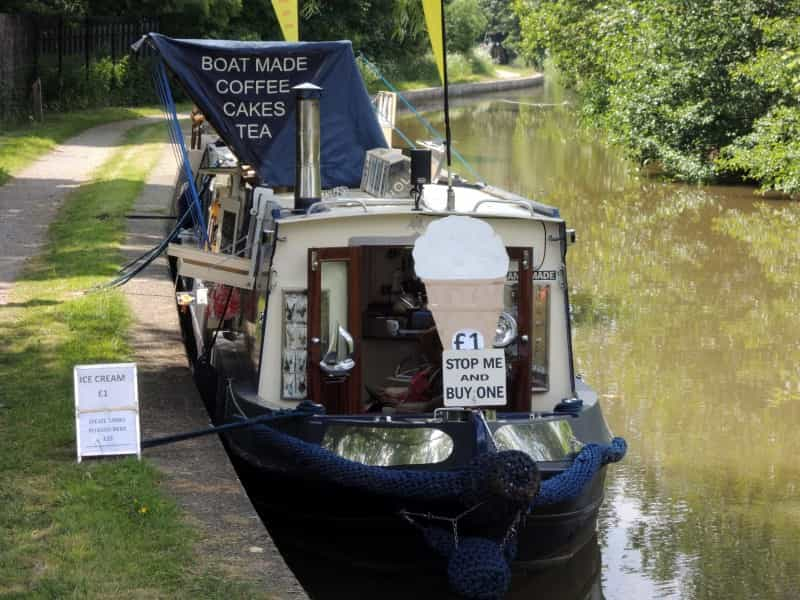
0, 106, 166, 186
0, 122, 266, 598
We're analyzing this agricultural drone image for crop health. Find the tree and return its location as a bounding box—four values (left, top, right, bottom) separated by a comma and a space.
716, 15, 800, 194
479, 0, 521, 58
514, 0, 800, 188
446, 0, 488, 54
299, 0, 427, 62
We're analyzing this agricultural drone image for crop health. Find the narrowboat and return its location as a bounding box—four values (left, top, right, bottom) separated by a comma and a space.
139, 34, 626, 599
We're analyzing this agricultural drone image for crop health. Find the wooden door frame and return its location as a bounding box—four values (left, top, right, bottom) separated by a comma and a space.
307, 246, 362, 414
507, 247, 532, 411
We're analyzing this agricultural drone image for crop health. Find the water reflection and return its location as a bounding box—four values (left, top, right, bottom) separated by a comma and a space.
399, 80, 800, 598
321, 425, 454, 465
279, 532, 603, 600
493, 419, 583, 460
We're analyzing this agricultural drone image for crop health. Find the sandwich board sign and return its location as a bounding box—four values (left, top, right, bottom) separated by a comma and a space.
74, 363, 140, 462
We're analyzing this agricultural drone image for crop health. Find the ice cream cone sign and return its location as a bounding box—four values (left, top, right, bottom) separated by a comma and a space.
413, 215, 508, 346
413, 216, 510, 407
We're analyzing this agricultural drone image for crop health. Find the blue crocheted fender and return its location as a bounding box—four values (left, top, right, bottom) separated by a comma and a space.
249, 416, 626, 508
246, 416, 626, 600
534, 437, 627, 508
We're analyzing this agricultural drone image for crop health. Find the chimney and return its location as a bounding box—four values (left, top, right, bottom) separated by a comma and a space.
292, 82, 323, 212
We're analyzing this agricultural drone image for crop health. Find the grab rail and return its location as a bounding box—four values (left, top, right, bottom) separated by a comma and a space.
307, 198, 369, 214
472, 198, 535, 216
481, 185, 559, 217
304, 190, 555, 219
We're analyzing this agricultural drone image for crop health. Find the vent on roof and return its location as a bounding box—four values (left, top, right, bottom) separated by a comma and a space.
360, 148, 410, 198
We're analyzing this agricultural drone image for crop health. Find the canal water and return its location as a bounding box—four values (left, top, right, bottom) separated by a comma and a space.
397, 80, 800, 599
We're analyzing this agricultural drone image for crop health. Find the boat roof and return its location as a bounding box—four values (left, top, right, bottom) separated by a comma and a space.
274, 183, 562, 224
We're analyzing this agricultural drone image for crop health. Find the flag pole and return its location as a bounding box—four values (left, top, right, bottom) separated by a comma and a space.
440, 0, 455, 210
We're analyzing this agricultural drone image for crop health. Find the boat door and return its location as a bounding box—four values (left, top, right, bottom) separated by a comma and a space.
506, 248, 533, 411
307, 247, 362, 414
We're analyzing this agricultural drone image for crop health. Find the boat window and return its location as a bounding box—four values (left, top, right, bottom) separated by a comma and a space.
359, 246, 542, 413
493, 419, 582, 461
532, 284, 550, 391
244, 265, 270, 380
321, 425, 454, 466
320, 260, 349, 351
243, 217, 272, 383
281, 290, 308, 400
504, 259, 520, 358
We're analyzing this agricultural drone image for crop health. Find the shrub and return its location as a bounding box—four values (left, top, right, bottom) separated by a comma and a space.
39, 55, 160, 113
717, 106, 800, 195
446, 0, 489, 55
514, 0, 800, 191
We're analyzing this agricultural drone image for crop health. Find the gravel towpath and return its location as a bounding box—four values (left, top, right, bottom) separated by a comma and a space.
122, 141, 307, 598
0, 118, 157, 305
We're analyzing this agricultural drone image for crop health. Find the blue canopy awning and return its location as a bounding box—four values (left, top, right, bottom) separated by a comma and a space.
146, 34, 387, 188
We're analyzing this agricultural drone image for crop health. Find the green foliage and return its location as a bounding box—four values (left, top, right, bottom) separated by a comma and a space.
38, 55, 160, 113
360, 49, 495, 93
446, 0, 489, 54
299, 0, 427, 63
479, 0, 522, 58
715, 16, 800, 194
717, 106, 800, 194
514, 0, 800, 192
0, 1, 497, 121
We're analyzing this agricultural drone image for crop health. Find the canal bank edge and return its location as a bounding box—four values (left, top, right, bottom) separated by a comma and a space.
123, 139, 307, 598
400, 73, 544, 104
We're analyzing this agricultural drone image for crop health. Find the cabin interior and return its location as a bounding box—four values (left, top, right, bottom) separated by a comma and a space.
294, 243, 551, 415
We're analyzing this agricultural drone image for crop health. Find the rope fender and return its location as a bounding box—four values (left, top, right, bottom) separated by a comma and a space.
535, 437, 627, 507
249, 418, 626, 507
245, 418, 626, 599
411, 438, 627, 599
250, 421, 539, 505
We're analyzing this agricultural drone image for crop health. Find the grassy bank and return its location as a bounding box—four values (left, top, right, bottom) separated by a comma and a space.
0, 106, 164, 187
361, 50, 517, 93
0, 124, 263, 598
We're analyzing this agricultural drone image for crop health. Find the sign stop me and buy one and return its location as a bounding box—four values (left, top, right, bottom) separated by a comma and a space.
74, 363, 140, 462
443, 349, 507, 407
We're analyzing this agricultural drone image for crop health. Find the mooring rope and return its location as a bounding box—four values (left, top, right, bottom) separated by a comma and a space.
140, 402, 322, 449
153, 59, 208, 245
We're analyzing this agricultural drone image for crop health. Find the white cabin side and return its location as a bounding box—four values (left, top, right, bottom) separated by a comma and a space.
257, 207, 574, 413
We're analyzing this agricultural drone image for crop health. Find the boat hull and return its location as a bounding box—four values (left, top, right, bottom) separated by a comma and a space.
191, 347, 614, 583
222, 419, 607, 572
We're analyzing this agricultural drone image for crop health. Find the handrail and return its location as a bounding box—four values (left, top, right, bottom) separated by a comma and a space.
307, 198, 369, 214
304, 190, 552, 219
481, 185, 560, 218
472, 198, 535, 216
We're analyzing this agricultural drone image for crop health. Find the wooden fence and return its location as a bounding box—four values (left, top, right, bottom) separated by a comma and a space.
0, 14, 38, 122
37, 16, 160, 78
0, 14, 159, 122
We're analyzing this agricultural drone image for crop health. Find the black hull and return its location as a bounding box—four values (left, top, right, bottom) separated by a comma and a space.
225, 428, 606, 572
186, 345, 617, 596
275, 530, 603, 600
